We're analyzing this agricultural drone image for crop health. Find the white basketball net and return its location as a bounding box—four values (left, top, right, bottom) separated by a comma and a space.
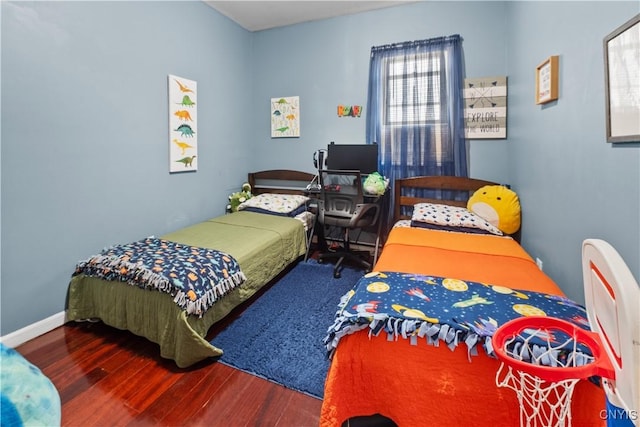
495, 325, 596, 427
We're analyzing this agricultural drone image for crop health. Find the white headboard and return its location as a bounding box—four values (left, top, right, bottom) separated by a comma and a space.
582, 239, 640, 423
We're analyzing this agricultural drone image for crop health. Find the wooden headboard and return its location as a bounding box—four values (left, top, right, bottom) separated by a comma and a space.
248, 169, 315, 196
394, 175, 521, 241
393, 175, 500, 222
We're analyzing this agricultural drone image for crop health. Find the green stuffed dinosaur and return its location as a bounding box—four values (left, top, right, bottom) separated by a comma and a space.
227, 183, 253, 213
363, 172, 388, 196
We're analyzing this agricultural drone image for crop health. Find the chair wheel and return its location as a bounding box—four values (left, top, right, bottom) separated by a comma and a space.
318, 258, 324, 264
334, 270, 341, 279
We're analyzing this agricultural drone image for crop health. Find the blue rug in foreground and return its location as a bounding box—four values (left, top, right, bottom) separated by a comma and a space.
210, 259, 363, 399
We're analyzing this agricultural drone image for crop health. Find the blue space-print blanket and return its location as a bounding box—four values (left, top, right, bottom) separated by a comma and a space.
324, 271, 592, 363
73, 237, 246, 317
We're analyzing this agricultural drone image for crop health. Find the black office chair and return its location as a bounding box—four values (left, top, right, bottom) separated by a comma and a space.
316, 169, 380, 278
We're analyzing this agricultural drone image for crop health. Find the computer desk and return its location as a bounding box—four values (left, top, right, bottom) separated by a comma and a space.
305, 187, 387, 266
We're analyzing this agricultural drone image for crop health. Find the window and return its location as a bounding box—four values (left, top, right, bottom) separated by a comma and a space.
385, 52, 445, 126
366, 35, 466, 187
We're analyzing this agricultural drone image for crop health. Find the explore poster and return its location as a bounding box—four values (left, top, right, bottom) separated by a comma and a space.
464, 76, 507, 139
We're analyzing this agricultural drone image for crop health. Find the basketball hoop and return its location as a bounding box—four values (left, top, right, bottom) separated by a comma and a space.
492, 316, 615, 427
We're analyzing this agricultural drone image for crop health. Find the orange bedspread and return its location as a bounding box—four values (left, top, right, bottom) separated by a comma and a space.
320, 227, 606, 426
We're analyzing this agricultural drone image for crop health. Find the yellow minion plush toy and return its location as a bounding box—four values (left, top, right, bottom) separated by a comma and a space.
467, 185, 521, 235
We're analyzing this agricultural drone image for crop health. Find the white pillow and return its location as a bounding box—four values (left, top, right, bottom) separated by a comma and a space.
238, 193, 309, 216
411, 202, 503, 235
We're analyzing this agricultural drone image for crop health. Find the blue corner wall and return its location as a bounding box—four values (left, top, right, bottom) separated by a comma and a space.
1, 1, 638, 336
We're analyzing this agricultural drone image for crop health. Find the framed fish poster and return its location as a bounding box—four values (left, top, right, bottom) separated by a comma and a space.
271, 96, 300, 138
168, 74, 198, 172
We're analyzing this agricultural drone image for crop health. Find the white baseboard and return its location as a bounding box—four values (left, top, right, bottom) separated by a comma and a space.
0, 311, 66, 348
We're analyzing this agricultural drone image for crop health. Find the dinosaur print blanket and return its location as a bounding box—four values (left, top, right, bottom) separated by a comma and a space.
324, 271, 593, 365
73, 237, 246, 317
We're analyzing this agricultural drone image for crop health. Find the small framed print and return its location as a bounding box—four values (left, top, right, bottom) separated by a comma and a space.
535, 55, 559, 105
271, 96, 300, 138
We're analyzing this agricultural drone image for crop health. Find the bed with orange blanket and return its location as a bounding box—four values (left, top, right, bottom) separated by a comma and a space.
320, 176, 606, 427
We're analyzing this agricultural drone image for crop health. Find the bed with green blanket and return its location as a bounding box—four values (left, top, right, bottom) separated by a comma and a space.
66, 170, 314, 368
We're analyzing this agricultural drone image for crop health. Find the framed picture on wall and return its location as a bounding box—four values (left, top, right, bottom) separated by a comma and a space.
168, 75, 198, 172
603, 13, 640, 143
535, 56, 559, 105
463, 76, 508, 139
271, 96, 300, 138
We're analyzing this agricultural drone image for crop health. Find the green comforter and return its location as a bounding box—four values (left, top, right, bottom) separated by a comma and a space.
66, 211, 307, 368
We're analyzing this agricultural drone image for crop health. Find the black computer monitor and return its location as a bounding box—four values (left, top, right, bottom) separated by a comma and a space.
326, 143, 378, 174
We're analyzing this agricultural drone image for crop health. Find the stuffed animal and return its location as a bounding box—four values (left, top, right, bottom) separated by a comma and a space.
363, 172, 388, 196
467, 185, 521, 235
227, 183, 252, 213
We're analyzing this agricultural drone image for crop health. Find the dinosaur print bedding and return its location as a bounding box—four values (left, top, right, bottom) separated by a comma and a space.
73, 237, 246, 317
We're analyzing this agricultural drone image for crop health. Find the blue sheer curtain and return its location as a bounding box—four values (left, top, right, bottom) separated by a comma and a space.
366, 35, 467, 227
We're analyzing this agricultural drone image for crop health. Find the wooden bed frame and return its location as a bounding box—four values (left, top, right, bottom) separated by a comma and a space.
249, 169, 315, 196
393, 175, 500, 221
394, 175, 521, 241
322, 175, 604, 427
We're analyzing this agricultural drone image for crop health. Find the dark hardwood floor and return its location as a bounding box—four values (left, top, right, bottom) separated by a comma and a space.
14, 249, 399, 427
17, 320, 322, 427
16, 268, 324, 427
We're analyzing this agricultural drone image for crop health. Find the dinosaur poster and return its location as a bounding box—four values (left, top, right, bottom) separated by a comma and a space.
168, 74, 198, 172
271, 96, 300, 138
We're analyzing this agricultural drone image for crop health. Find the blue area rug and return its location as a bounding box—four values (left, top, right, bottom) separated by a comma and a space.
210, 259, 363, 399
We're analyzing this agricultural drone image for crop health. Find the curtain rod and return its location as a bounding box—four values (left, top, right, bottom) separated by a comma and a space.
371, 34, 461, 52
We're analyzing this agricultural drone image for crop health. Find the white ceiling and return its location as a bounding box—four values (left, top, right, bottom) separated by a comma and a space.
205, 1, 419, 32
